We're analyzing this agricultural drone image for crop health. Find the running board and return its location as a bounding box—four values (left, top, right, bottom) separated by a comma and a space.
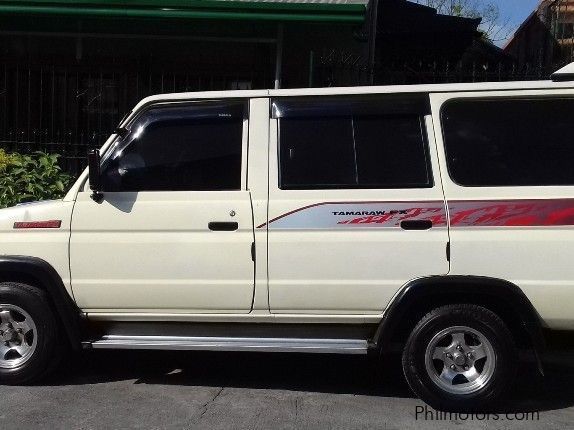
86, 335, 369, 355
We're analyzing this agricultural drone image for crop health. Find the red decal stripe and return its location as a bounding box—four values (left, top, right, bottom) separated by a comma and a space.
258, 200, 445, 229
13, 220, 62, 229
262, 199, 574, 229
337, 207, 447, 227
448, 199, 574, 227
257, 202, 333, 229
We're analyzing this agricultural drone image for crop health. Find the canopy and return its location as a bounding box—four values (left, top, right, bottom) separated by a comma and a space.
0, 0, 367, 23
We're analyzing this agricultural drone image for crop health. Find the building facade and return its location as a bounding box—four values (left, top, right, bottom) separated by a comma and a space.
505, 0, 574, 71
0, 0, 532, 175
0, 0, 372, 173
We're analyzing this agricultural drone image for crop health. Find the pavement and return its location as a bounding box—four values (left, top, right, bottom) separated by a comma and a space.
1, 347, 574, 430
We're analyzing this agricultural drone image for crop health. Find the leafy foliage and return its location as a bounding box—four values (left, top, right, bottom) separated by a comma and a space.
0, 149, 16, 172
0, 149, 72, 209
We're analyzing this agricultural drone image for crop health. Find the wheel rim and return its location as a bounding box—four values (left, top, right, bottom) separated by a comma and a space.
0, 304, 38, 369
424, 325, 496, 395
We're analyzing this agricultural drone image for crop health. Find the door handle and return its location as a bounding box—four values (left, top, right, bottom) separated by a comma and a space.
208, 222, 239, 231
400, 220, 433, 231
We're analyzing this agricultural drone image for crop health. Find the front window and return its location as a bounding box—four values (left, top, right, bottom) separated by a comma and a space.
100, 101, 245, 192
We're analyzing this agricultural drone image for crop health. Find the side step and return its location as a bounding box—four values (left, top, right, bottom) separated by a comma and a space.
86, 335, 369, 355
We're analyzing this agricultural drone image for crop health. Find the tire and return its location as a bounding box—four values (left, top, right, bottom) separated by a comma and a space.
0, 282, 63, 384
402, 304, 517, 411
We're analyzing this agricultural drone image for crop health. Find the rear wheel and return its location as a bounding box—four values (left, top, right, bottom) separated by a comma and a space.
0, 282, 63, 384
402, 304, 517, 411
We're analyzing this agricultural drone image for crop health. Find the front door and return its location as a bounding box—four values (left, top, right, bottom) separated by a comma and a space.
70, 100, 255, 314
266, 93, 450, 314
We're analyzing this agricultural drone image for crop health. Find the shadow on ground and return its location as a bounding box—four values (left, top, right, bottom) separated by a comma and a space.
48, 350, 410, 397
40, 346, 574, 414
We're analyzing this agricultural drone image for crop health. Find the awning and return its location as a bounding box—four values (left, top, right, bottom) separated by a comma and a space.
0, 0, 367, 23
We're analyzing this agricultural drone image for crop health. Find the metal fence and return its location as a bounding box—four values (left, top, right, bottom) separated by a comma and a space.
316, 60, 555, 88
0, 63, 271, 176
0, 59, 559, 177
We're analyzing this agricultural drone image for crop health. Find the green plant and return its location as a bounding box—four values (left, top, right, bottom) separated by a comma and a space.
0, 149, 15, 172
0, 150, 72, 209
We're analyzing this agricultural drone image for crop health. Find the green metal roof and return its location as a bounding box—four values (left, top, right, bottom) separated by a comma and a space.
0, 0, 366, 23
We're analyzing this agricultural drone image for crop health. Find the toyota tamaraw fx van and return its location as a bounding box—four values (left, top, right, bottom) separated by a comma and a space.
1, 63, 574, 411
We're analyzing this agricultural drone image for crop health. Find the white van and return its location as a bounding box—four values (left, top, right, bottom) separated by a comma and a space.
1, 63, 574, 410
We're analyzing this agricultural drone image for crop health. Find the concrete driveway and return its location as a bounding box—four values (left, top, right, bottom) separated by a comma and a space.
1, 348, 573, 429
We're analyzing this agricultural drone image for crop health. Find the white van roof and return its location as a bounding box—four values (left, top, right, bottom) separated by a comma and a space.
552, 62, 574, 82
133, 62, 574, 111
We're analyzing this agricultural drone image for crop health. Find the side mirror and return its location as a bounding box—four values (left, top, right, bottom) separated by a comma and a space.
87, 149, 103, 203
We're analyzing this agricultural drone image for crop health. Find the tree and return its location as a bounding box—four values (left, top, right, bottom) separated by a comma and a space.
412, 0, 513, 43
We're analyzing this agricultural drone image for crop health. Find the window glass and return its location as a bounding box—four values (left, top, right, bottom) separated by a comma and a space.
354, 116, 430, 187
276, 96, 432, 190
101, 102, 244, 191
442, 98, 574, 187
279, 117, 356, 187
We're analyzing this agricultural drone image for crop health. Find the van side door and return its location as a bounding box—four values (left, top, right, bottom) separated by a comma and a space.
70, 100, 255, 314
266, 93, 450, 314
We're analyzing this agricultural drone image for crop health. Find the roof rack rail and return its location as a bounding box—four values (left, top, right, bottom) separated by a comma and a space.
551, 62, 574, 82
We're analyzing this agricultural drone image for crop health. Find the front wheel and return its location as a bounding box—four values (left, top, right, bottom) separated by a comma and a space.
0, 282, 63, 384
402, 304, 517, 411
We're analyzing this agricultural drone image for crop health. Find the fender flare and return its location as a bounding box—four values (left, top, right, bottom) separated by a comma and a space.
0, 256, 83, 350
372, 275, 545, 369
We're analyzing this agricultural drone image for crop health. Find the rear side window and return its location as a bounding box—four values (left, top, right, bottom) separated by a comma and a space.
274, 95, 432, 190
442, 97, 574, 187
100, 101, 245, 192
279, 117, 356, 187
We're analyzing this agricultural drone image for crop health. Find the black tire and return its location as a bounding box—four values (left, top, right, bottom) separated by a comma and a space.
402, 304, 517, 411
0, 282, 63, 385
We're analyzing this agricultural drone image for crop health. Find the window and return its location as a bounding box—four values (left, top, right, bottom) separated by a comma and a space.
275, 95, 432, 190
354, 116, 430, 187
442, 98, 574, 187
101, 101, 244, 192
556, 22, 574, 40
279, 117, 356, 187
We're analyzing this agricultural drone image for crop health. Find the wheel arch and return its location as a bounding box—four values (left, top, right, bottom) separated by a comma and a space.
372, 275, 545, 371
0, 256, 83, 350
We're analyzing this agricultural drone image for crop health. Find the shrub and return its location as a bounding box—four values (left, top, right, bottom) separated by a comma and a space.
0, 150, 72, 209
0, 149, 15, 172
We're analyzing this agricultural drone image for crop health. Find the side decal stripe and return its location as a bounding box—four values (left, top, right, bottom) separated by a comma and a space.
260, 199, 574, 229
